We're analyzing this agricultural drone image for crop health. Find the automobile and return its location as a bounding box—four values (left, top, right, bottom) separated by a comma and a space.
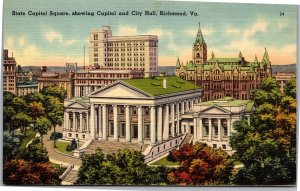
50, 132, 63, 140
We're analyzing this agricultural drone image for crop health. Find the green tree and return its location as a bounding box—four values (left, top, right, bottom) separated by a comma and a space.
77, 148, 168, 185
284, 78, 296, 98
3, 131, 24, 162
23, 138, 49, 163
13, 112, 32, 136
34, 117, 52, 146
3, 106, 16, 132
28, 101, 45, 118
24, 92, 45, 103
41, 86, 67, 102
230, 78, 296, 185
167, 142, 234, 185
44, 96, 64, 147
12, 96, 27, 113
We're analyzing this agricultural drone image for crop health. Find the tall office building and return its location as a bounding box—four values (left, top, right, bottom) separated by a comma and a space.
3, 49, 17, 94
89, 26, 158, 77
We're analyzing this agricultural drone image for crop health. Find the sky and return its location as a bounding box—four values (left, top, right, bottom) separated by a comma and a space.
3, 0, 297, 67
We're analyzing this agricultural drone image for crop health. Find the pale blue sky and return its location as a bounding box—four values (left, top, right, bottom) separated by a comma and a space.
3, 0, 297, 66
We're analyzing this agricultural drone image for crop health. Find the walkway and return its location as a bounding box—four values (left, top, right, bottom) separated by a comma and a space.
43, 125, 82, 167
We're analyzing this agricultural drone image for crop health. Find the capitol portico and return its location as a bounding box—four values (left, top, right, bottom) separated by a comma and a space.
63, 76, 202, 145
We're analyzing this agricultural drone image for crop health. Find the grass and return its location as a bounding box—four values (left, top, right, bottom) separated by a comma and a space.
54, 140, 81, 156
151, 156, 179, 166
19, 128, 36, 150
55, 141, 73, 155
123, 76, 200, 96
51, 162, 67, 175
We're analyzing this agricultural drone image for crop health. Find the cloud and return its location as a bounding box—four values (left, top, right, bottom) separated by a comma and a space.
116, 25, 139, 36
19, 37, 25, 47
226, 27, 241, 35
6, 37, 14, 48
44, 29, 79, 47
45, 30, 63, 42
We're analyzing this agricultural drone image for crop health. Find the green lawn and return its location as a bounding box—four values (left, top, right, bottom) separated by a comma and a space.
151, 156, 179, 166
54, 140, 81, 156
51, 162, 67, 175
55, 141, 73, 155
19, 128, 36, 150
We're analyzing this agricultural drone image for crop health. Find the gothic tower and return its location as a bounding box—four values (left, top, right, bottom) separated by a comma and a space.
193, 23, 207, 64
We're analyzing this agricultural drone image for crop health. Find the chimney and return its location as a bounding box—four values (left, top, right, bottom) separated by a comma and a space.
163, 78, 167, 89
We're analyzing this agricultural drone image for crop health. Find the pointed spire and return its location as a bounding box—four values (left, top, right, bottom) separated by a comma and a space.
176, 56, 181, 69
195, 22, 205, 44
262, 47, 269, 62
211, 50, 215, 59
239, 51, 242, 59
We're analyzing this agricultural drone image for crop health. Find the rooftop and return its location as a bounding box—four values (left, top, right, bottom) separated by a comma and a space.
196, 97, 254, 112
122, 76, 200, 96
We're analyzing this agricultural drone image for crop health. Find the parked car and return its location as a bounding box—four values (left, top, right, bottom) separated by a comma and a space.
50, 132, 63, 140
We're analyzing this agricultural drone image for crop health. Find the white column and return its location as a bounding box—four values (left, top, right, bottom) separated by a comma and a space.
98, 106, 102, 138
66, 112, 70, 130
163, 104, 169, 140
102, 105, 107, 140
193, 117, 197, 139
191, 99, 194, 110
181, 101, 185, 114
171, 103, 175, 137
199, 118, 203, 140
72, 112, 76, 131
86, 112, 89, 132
208, 118, 212, 141
113, 105, 119, 141
187, 123, 191, 134
176, 102, 180, 135
138, 106, 143, 143
125, 106, 131, 142
90, 104, 95, 140
157, 106, 163, 142
150, 106, 156, 144
79, 112, 83, 132
185, 100, 189, 112
227, 118, 231, 137
218, 119, 221, 141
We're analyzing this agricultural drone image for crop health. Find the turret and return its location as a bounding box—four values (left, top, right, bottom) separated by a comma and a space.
193, 22, 207, 64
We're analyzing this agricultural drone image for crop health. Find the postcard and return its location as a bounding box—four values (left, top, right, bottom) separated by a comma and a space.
2, 0, 297, 188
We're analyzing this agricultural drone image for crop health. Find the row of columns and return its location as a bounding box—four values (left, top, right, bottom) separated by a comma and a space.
87, 97, 201, 144
193, 118, 232, 141
64, 111, 89, 133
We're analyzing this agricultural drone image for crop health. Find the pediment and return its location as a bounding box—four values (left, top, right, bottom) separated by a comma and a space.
89, 82, 150, 98
200, 105, 230, 114
67, 102, 88, 109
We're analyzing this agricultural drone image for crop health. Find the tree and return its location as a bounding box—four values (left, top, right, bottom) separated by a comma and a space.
230, 78, 296, 185
23, 138, 49, 163
12, 96, 27, 113
167, 142, 234, 185
44, 96, 64, 147
284, 78, 296, 98
3, 106, 16, 132
3, 160, 60, 185
28, 101, 45, 118
77, 148, 168, 185
41, 86, 67, 102
24, 92, 45, 103
13, 112, 32, 136
3, 131, 24, 162
34, 117, 52, 146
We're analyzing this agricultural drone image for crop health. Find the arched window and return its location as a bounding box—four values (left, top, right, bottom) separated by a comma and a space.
213, 69, 221, 81
196, 53, 200, 58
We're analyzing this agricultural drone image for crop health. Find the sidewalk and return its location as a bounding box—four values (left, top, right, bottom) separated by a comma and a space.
43, 126, 82, 168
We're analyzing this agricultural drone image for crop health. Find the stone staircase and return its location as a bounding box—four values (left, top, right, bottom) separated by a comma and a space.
61, 169, 79, 185
179, 133, 193, 149
84, 140, 149, 155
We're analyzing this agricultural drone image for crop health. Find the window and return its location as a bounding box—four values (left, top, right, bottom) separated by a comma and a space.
110, 122, 114, 135
145, 124, 150, 138
222, 144, 227, 149
69, 133, 72, 137
213, 144, 217, 149
205, 126, 209, 136
132, 107, 137, 115
223, 126, 228, 136
82, 135, 85, 139
76, 134, 78, 138
121, 123, 126, 137
214, 126, 218, 136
